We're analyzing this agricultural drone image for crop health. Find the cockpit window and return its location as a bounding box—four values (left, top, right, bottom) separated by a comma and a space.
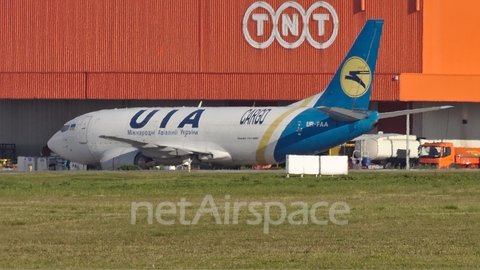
60, 125, 70, 132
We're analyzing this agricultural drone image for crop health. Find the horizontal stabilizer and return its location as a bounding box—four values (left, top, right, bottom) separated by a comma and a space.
378, 106, 453, 119
317, 106, 369, 122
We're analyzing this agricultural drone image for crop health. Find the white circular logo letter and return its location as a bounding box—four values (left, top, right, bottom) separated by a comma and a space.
243, 1, 339, 49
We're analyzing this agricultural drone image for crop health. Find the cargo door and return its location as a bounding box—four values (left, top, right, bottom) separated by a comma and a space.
77, 116, 92, 144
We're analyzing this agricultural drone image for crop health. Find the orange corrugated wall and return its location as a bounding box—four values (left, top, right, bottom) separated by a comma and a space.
400, 74, 480, 102
0, 0, 200, 72
87, 73, 398, 101
0, 73, 85, 99
400, 0, 480, 102
423, 0, 480, 75
0, 0, 421, 100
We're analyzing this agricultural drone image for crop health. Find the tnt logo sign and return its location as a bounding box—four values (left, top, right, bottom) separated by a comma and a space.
242, 1, 339, 49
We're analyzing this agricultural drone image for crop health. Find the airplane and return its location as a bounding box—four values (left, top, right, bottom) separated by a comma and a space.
47, 19, 451, 170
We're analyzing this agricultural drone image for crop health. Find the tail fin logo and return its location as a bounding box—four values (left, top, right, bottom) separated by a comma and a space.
340, 57, 372, 98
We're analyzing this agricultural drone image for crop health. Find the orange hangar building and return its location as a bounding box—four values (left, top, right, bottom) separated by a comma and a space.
0, 0, 479, 157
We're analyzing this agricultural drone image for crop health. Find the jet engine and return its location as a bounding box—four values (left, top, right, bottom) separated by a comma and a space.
100, 147, 154, 170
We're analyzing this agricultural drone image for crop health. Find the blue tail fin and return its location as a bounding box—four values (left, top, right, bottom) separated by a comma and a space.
290, 19, 383, 110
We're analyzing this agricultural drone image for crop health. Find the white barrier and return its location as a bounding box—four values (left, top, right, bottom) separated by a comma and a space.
286, 155, 348, 177
285, 155, 305, 176
320, 156, 348, 175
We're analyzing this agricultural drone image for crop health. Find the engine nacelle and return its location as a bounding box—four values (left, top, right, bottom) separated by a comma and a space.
100, 147, 154, 170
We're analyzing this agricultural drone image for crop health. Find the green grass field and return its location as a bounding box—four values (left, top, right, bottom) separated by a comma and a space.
1, 171, 479, 269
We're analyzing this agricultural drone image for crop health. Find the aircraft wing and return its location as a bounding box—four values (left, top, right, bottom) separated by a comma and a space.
99, 135, 212, 157
316, 106, 369, 122
379, 106, 453, 119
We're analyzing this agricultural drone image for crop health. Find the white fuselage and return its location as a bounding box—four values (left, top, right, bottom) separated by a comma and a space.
48, 106, 377, 168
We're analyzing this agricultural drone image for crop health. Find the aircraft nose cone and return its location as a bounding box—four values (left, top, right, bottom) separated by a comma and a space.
47, 132, 65, 156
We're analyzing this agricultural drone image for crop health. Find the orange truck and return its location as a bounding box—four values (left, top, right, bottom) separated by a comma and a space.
419, 142, 480, 168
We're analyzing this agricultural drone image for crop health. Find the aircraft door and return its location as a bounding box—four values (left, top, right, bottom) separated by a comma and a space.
77, 116, 92, 144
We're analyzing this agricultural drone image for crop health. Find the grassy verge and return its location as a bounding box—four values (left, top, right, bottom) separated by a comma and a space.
1, 171, 479, 268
